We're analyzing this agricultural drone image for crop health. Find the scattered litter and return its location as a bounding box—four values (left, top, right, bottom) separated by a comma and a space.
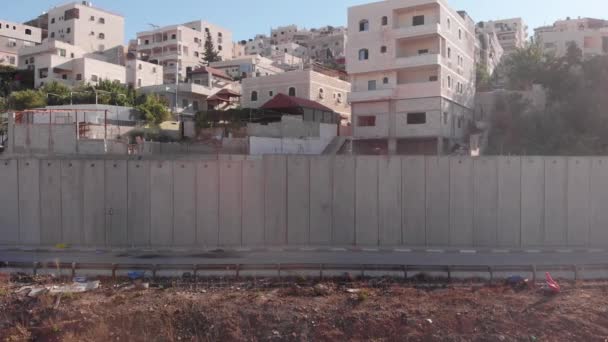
28, 288, 48, 298
73, 276, 88, 283
543, 273, 561, 295
506, 275, 529, 291
313, 284, 330, 296
426, 319, 433, 324
128, 271, 145, 280
346, 289, 361, 294
49, 281, 100, 294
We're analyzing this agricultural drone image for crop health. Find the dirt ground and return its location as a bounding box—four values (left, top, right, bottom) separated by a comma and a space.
2, 273, 608, 342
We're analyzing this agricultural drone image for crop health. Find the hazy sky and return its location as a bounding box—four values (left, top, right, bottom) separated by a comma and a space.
4, 0, 608, 41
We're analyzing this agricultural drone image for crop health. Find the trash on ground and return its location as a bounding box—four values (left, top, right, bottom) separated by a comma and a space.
128, 271, 145, 280
73, 276, 88, 283
49, 281, 100, 294
346, 288, 361, 294
543, 272, 561, 295
506, 275, 529, 291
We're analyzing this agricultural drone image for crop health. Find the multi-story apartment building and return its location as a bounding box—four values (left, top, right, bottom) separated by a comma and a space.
44, 1, 125, 53
241, 69, 351, 122
476, 18, 528, 54
136, 20, 233, 84
535, 17, 608, 58
18, 40, 161, 89
0, 20, 42, 67
347, 0, 476, 155
271, 25, 300, 44
210, 55, 283, 79
476, 30, 504, 76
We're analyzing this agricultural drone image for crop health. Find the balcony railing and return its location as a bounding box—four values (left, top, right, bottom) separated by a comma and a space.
349, 81, 441, 103
394, 53, 441, 68
392, 23, 441, 40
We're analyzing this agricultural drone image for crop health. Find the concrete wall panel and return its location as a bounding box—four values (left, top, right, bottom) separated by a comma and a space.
425, 157, 450, 246
379, 157, 402, 246
590, 158, 608, 246
309, 156, 333, 245
355, 156, 379, 246
39, 160, 62, 245
474, 158, 498, 247
497, 157, 521, 247
60, 160, 84, 245
567, 158, 590, 246
521, 157, 544, 246
127, 161, 151, 246
402, 156, 426, 246
450, 158, 474, 246
82, 160, 106, 246
242, 159, 265, 246
219, 161, 242, 246
332, 156, 356, 245
287, 156, 310, 245
173, 161, 197, 246
0, 160, 19, 244
18, 159, 40, 245
544, 157, 567, 246
105, 160, 128, 246
197, 161, 219, 247
150, 162, 173, 246
264, 156, 287, 246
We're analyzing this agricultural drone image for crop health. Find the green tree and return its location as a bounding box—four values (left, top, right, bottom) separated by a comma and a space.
475, 63, 491, 91
503, 42, 547, 90
41, 81, 71, 105
8, 89, 46, 110
202, 30, 221, 65
136, 94, 171, 126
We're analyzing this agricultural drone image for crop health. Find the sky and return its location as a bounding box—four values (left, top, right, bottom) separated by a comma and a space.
4, 0, 608, 42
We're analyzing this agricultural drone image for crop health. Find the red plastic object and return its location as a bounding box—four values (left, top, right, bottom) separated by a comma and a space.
546, 272, 561, 294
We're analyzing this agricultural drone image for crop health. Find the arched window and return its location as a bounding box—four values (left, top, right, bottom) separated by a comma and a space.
251, 91, 258, 102
447, 18, 451, 30
359, 20, 369, 32
383, 77, 389, 84
381, 16, 388, 26
358, 48, 369, 60
447, 47, 451, 59
447, 76, 452, 89
288, 87, 296, 97
458, 29, 462, 40
318, 88, 324, 99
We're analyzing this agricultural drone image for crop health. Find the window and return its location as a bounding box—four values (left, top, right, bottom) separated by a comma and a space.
152, 67, 157, 73
58, 49, 66, 57
380, 46, 387, 53
62, 74, 68, 80
407, 112, 426, 125
457, 117, 462, 129
8, 56, 15, 65
51, 18, 56, 24
429, 75, 438, 82
288, 87, 296, 97
8, 39, 16, 47
90, 16, 95, 21
193, 101, 199, 111
418, 49, 429, 55
459, 29, 462, 40
138, 64, 143, 70
447, 76, 452, 88
443, 112, 448, 125
99, 18, 105, 24
318, 88, 324, 99
182, 99, 189, 108
194, 52, 199, 57
76, 74, 82, 81
25, 29, 31, 35
358, 48, 369, 60
98, 33, 105, 39
137, 79, 142, 87
383, 77, 389, 84
359, 20, 369, 32
50, 32, 55, 38
39, 68, 49, 79
447, 47, 451, 58
90, 75, 99, 82
447, 18, 451, 29
381, 16, 388, 26
358, 115, 376, 127
251, 91, 258, 101
269, 91, 274, 97
368, 80, 377, 90
413, 15, 425, 26
67, 28, 71, 34
144, 39, 149, 45
218, 32, 223, 38
218, 45, 222, 51
171, 34, 176, 40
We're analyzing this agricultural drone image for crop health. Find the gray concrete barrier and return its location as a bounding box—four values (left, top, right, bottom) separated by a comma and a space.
0, 155, 606, 250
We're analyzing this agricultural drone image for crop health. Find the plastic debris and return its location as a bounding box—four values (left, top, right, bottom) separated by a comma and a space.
545, 272, 561, 294
73, 276, 88, 283
128, 271, 145, 280
346, 288, 361, 294
506, 275, 529, 291
49, 281, 100, 294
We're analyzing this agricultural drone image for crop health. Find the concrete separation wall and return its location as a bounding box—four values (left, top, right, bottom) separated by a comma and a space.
1, 155, 606, 249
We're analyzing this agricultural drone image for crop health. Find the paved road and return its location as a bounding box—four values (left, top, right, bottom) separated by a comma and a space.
1, 249, 608, 267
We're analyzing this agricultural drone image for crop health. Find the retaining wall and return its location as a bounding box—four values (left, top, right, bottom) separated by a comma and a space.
0, 155, 603, 249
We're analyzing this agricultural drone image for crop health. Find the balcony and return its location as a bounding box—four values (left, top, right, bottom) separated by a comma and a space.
392, 23, 441, 40
349, 81, 441, 103
394, 53, 441, 69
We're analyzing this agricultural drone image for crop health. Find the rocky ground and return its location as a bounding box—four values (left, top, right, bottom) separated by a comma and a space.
2, 273, 608, 341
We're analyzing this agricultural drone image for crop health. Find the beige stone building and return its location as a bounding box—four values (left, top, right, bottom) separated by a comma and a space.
241, 69, 351, 121
347, 0, 477, 154
0, 20, 42, 67
44, 1, 125, 53
535, 18, 608, 58
210, 55, 283, 79
126, 58, 164, 89
136, 21, 233, 84
476, 30, 504, 76
477, 18, 528, 55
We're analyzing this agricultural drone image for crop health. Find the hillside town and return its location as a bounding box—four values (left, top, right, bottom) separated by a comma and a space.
1, 0, 605, 156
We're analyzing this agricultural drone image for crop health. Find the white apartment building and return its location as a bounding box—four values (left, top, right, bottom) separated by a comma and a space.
18, 40, 160, 89
271, 25, 300, 44
126, 58, 164, 89
535, 18, 608, 58
476, 18, 528, 54
241, 69, 351, 121
347, 0, 476, 154
242, 35, 272, 56
0, 20, 42, 67
210, 55, 283, 79
45, 1, 125, 53
136, 21, 233, 84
